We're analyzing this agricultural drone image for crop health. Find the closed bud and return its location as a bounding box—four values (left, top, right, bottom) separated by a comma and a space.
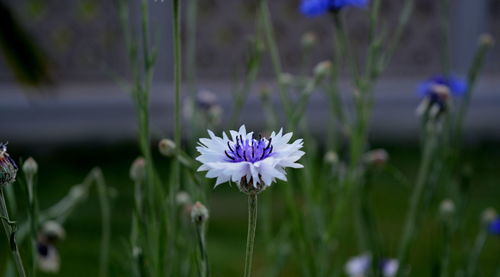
196, 90, 217, 110
482, 208, 497, 224
364, 149, 389, 166
69, 185, 87, 200
40, 221, 66, 243
191, 201, 209, 225
23, 157, 38, 177
439, 199, 455, 217
176, 191, 192, 207
301, 31, 317, 48
324, 151, 338, 164
258, 84, 272, 100
159, 139, 176, 157
130, 157, 146, 183
208, 105, 222, 125
314, 60, 332, 78
479, 33, 494, 47
279, 73, 294, 86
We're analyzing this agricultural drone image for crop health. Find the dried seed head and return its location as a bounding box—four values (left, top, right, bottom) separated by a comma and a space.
0, 143, 17, 187
191, 201, 209, 225
23, 157, 38, 177
130, 157, 146, 183
159, 139, 176, 157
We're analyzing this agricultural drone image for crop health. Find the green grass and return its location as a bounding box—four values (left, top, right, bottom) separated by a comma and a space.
2, 141, 499, 276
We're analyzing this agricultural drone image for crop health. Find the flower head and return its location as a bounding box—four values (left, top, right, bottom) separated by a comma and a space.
416, 75, 467, 117
0, 142, 18, 187
345, 253, 371, 277
37, 221, 65, 274
300, 0, 368, 17
345, 253, 399, 277
488, 218, 500, 235
418, 75, 467, 99
196, 125, 304, 194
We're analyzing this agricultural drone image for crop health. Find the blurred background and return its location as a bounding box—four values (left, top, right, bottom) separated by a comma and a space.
0, 0, 499, 276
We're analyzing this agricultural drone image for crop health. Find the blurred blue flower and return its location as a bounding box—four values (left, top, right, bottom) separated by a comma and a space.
489, 218, 500, 235
300, 0, 369, 17
418, 75, 467, 99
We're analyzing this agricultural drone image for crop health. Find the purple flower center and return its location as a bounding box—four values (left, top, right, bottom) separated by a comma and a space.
225, 135, 274, 163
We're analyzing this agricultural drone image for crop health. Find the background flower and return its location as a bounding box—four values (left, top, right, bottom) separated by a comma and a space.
300, 0, 369, 17
417, 75, 467, 99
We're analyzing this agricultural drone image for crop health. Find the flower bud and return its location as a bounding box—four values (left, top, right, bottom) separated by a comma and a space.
0, 142, 17, 187
479, 33, 494, 47
191, 201, 209, 225
301, 31, 317, 48
439, 199, 455, 217
314, 60, 332, 78
363, 149, 389, 166
208, 105, 222, 125
324, 151, 338, 164
196, 90, 217, 110
481, 208, 497, 224
176, 191, 192, 207
37, 242, 60, 273
130, 157, 146, 183
41, 221, 66, 243
279, 73, 294, 86
258, 84, 272, 101
159, 139, 176, 157
23, 157, 38, 177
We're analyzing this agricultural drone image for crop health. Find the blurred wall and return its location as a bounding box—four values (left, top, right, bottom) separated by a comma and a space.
0, 0, 498, 82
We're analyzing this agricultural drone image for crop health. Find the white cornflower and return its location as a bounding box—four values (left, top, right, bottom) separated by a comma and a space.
345, 253, 371, 277
345, 253, 399, 277
196, 125, 304, 193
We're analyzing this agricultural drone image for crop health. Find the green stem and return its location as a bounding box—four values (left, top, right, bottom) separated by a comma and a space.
25, 173, 38, 277
0, 189, 26, 277
396, 124, 439, 277
439, 0, 451, 76
94, 169, 111, 277
465, 224, 488, 277
244, 194, 258, 277
259, 0, 290, 118
195, 222, 210, 277
172, 0, 182, 197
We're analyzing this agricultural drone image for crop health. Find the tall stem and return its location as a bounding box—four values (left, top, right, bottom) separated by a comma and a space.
465, 225, 488, 277
195, 222, 210, 277
94, 169, 111, 277
172, 0, 182, 193
259, 0, 290, 118
396, 124, 438, 276
243, 194, 258, 277
0, 188, 27, 277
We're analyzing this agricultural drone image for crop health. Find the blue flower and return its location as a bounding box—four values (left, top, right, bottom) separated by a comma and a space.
489, 218, 500, 235
418, 75, 467, 99
300, 0, 369, 17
